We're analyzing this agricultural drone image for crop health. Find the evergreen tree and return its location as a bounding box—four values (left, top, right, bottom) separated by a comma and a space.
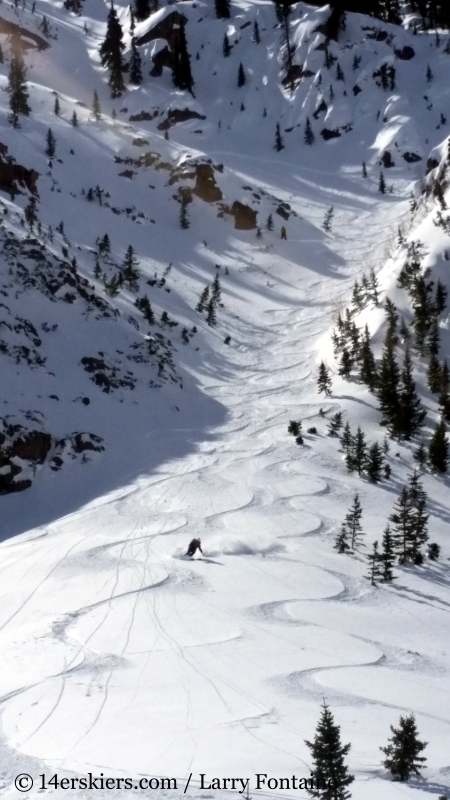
121, 244, 140, 290
427, 352, 442, 393
317, 362, 332, 396
179, 193, 190, 229
206, 297, 217, 326
345, 494, 364, 549
407, 470, 429, 562
105, 273, 121, 296
223, 33, 231, 57
24, 196, 38, 230
377, 328, 400, 433
304, 116, 314, 145
362, 161, 367, 178
267, 213, 274, 231
54, 95, 60, 115
381, 714, 427, 781
237, 62, 246, 87
435, 278, 447, 313
172, 20, 194, 94
338, 349, 352, 379
274, 122, 284, 152
351, 427, 367, 475
134, 0, 150, 22
334, 524, 350, 554
395, 347, 426, 439
196, 286, 210, 313
413, 443, 428, 470
304, 702, 354, 799
328, 411, 343, 437
439, 361, 450, 421
92, 90, 102, 120
7, 45, 31, 128
379, 171, 386, 194
323, 206, 334, 232
215, 0, 230, 19
359, 325, 377, 391
367, 540, 383, 585
129, 38, 142, 85
45, 127, 56, 158
380, 525, 396, 582
389, 487, 414, 563
211, 274, 222, 305
366, 442, 384, 483
71, 111, 78, 127
340, 421, 352, 455
99, 2, 126, 98
253, 20, 260, 43
428, 417, 448, 473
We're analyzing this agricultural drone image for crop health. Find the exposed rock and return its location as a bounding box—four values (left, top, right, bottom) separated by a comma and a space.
315, 5, 344, 42
132, 137, 150, 147
426, 157, 439, 173
282, 64, 315, 88
403, 152, 422, 163
80, 355, 136, 392
0, 148, 39, 197
129, 110, 159, 122
321, 128, 341, 140
157, 109, 206, 131
9, 430, 51, 463
313, 99, 328, 119
135, 10, 187, 76
395, 46, 415, 60
118, 170, 135, 179
229, 201, 257, 230
353, 84, 362, 96
380, 151, 395, 168
276, 203, 291, 221
192, 164, 222, 203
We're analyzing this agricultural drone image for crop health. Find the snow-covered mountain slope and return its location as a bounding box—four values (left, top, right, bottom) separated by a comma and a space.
1, 1, 450, 798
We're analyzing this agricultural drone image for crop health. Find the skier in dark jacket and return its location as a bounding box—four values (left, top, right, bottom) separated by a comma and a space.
186, 538, 203, 557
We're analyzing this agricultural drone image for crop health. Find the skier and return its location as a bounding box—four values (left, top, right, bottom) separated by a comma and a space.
186, 538, 203, 557
281, 226, 287, 240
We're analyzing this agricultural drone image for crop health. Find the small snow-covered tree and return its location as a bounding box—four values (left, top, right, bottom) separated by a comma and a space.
381, 714, 427, 781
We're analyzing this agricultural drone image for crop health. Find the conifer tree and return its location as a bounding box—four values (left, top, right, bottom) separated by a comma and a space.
129, 38, 142, 84
379, 171, 386, 194
427, 352, 442, 393
380, 525, 396, 582
275, 122, 284, 152
7, 44, 31, 128
45, 128, 56, 158
211, 274, 222, 305
407, 470, 429, 562
215, 0, 230, 19
338, 349, 352, 379
304, 116, 314, 145
135, 295, 155, 324
395, 347, 426, 439
381, 714, 427, 781
99, 2, 126, 98
267, 213, 274, 231
345, 494, 364, 549
206, 297, 217, 326
179, 193, 190, 229
253, 20, 260, 43
435, 278, 447, 314
413, 443, 428, 470
24, 196, 38, 230
317, 362, 332, 396
71, 110, 78, 127
304, 702, 354, 799
134, 0, 150, 22
389, 487, 414, 563
223, 33, 231, 57
54, 95, 60, 115
196, 286, 210, 313
172, 20, 194, 94
359, 325, 377, 391
105, 273, 120, 296
352, 427, 367, 475
334, 524, 350, 554
237, 62, 246, 87
367, 540, 382, 585
92, 90, 102, 120
428, 417, 448, 473
328, 411, 343, 437
366, 442, 384, 483
377, 328, 399, 433
340, 421, 352, 455
362, 161, 367, 178
121, 244, 140, 290
323, 206, 334, 232
438, 361, 450, 421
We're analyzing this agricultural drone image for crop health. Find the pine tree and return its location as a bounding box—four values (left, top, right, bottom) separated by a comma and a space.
334, 524, 350, 554
362, 161, 367, 178
134, 0, 150, 22
304, 117, 314, 145
413, 443, 428, 470
395, 347, 426, 439
389, 487, 414, 563
215, 0, 230, 19
345, 494, 364, 549
211, 274, 222, 305
54, 95, 60, 115
253, 20, 260, 44
105, 273, 121, 296
99, 2, 126, 98
379, 171, 386, 194
71, 110, 78, 127
304, 702, 354, 799
426, 64, 433, 82
439, 361, 450, 422
340, 421, 352, 455
274, 122, 284, 152
129, 38, 142, 84
179, 193, 190, 229
366, 442, 384, 483
381, 714, 427, 781
323, 206, 334, 232
435, 278, 447, 313
237, 62, 246, 87
206, 297, 217, 326
7, 45, 31, 128
196, 286, 210, 313
352, 427, 367, 475
338, 349, 352, 379
427, 352, 442, 393
172, 20, 194, 94
267, 213, 274, 231
380, 525, 396, 582
24, 196, 38, 230
377, 328, 400, 433
317, 362, 332, 396
359, 325, 377, 391
45, 128, 56, 158
92, 90, 102, 120
223, 33, 231, 57
121, 244, 140, 290
407, 470, 429, 562
428, 417, 448, 473
328, 411, 343, 437
367, 540, 383, 585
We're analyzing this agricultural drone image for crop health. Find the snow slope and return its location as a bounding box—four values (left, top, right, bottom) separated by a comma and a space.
0, 1, 450, 798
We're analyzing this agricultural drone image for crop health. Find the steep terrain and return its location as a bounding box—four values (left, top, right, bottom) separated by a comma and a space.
0, 1, 450, 798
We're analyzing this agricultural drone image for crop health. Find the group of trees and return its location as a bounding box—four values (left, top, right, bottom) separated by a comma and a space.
196, 275, 222, 326
336, 471, 439, 582
7, 41, 30, 128
305, 701, 429, 799
99, 243, 140, 296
